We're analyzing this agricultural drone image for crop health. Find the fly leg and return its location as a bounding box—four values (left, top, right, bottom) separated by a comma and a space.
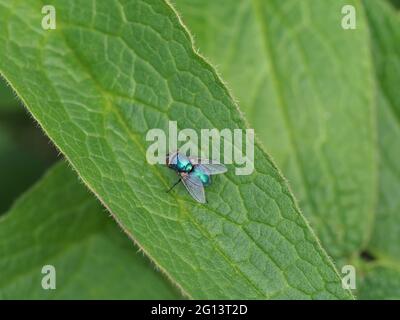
166, 178, 181, 193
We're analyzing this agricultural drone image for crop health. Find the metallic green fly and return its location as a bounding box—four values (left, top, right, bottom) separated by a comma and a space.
166, 151, 227, 203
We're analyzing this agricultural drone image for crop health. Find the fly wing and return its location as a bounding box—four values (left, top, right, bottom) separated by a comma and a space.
168, 152, 191, 166
167, 151, 178, 166
190, 157, 227, 175
181, 173, 206, 203
199, 163, 227, 175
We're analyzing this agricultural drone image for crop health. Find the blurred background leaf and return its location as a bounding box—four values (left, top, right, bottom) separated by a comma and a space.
387, 0, 400, 10
356, 0, 400, 299
0, 76, 18, 111
0, 77, 59, 213
358, 266, 400, 299
0, 162, 182, 299
173, 0, 376, 260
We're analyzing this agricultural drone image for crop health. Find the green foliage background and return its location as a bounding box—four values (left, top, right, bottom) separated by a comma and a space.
0, 0, 399, 299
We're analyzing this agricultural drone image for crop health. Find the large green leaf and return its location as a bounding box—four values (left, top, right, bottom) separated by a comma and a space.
174, 0, 376, 259
0, 162, 181, 299
356, 0, 400, 299
0, 0, 351, 299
